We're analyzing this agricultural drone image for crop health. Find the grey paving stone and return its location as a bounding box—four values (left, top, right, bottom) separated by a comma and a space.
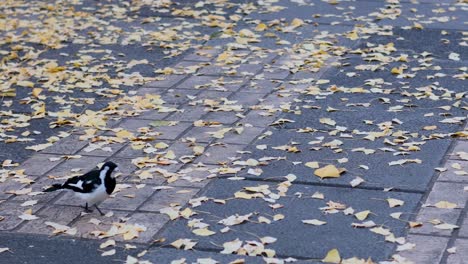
446, 239, 468, 264
41, 134, 88, 155
139, 187, 199, 213
399, 234, 449, 264
218, 126, 264, 145
409, 207, 462, 237
182, 126, 228, 143
45, 156, 106, 178
229, 92, 267, 107
203, 111, 242, 125
262, 68, 290, 80
459, 214, 468, 238
197, 144, 246, 165
114, 118, 154, 134
115, 140, 172, 158
145, 75, 187, 88
177, 76, 220, 89
166, 106, 207, 121
425, 182, 468, 208
0, 180, 26, 200
0, 201, 43, 231
184, 49, 219, 62
243, 79, 282, 94
124, 212, 169, 243
438, 160, 468, 183
12, 176, 62, 204
135, 108, 171, 120
161, 88, 200, 105
18, 154, 64, 176
168, 165, 218, 188
18, 205, 82, 235
78, 142, 126, 157
241, 111, 278, 127
71, 210, 130, 239
151, 121, 192, 140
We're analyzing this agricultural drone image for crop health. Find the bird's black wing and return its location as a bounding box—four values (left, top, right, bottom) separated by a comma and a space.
63, 169, 102, 193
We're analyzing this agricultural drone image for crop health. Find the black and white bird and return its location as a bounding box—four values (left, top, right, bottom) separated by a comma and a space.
44, 161, 119, 215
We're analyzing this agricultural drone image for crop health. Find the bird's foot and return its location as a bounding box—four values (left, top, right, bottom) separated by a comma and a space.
82, 203, 93, 213
94, 205, 105, 216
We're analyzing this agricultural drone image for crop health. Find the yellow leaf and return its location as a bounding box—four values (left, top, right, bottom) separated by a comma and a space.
305, 161, 320, 169
322, 248, 341, 263
192, 228, 216, 236
32, 88, 43, 98
355, 210, 371, 221
302, 219, 327, 226
255, 23, 268, 31
391, 67, 403, 75
346, 31, 359, 40
387, 198, 404, 208
434, 201, 457, 209
314, 165, 343, 179
116, 130, 134, 139
290, 18, 304, 28
101, 249, 116, 256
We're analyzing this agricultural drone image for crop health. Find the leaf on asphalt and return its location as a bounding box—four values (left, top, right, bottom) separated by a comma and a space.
314, 165, 345, 179
101, 249, 116, 256
322, 248, 341, 263
192, 228, 216, 236
171, 239, 197, 250
302, 219, 327, 226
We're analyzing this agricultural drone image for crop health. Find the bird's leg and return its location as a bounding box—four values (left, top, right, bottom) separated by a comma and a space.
94, 205, 105, 216
83, 203, 93, 213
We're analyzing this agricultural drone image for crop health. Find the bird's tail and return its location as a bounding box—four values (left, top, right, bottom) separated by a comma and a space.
43, 184, 64, 192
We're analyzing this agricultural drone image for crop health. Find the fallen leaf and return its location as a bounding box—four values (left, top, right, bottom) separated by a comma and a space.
322, 248, 341, 263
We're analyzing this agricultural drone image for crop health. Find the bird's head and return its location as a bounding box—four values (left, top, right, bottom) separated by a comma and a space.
101, 161, 119, 174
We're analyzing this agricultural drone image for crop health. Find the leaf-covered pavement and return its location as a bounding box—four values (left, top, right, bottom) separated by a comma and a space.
1, 0, 467, 263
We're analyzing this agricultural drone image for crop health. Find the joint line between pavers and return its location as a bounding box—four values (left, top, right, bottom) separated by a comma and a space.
439, 195, 468, 263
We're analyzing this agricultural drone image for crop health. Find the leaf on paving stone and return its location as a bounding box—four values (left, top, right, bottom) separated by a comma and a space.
171, 239, 197, 250
192, 228, 216, 236
387, 198, 404, 208
370, 226, 391, 236
319, 118, 336, 126
434, 223, 459, 230
322, 248, 341, 263
6, 188, 32, 195
20, 200, 38, 207
100, 240, 116, 249
355, 210, 371, 221
314, 165, 344, 179
19, 213, 39, 221
390, 212, 402, 219
302, 219, 327, 226
25, 143, 53, 152
434, 201, 458, 209
45, 221, 77, 235
396, 243, 415, 252
260, 236, 277, 244
221, 239, 242, 254
101, 249, 116, 256
447, 247, 457, 254
160, 207, 180, 220
350, 177, 364, 187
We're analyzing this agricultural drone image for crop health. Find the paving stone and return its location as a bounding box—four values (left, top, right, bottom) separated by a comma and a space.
193, 90, 233, 100
438, 160, 468, 183
424, 182, 468, 208
399, 234, 449, 264
46, 156, 106, 178
243, 79, 282, 94
78, 142, 126, 157
197, 64, 227, 75
159, 179, 422, 260
71, 210, 129, 239
145, 75, 187, 88
168, 165, 218, 188
262, 68, 290, 80
123, 212, 169, 243
135, 87, 168, 96
446, 239, 468, 264
166, 106, 207, 121
18, 154, 64, 176
115, 118, 154, 134
218, 126, 264, 145
139, 187, 199, 212
229, 92, 267, 107
458, 213, 468, 238
177, 76, 219, 89
182, 126, 228, 143
18, 205, 82, 235
0, 180, 26, 200
197, 144, 246, 165
0, 201, 43, 231
11, 176, 62, 204
241, 110, 278, 127
41, 134, 88, 155
203, 111, 241, 125
115, 141, 170, 158
151, 121, 192, 140
409, 207, 462, 237
161, 88, 200, 105
135, 109, 172, 120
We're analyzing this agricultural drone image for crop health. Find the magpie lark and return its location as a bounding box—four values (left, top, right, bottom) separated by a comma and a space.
44, 161, 118, 215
